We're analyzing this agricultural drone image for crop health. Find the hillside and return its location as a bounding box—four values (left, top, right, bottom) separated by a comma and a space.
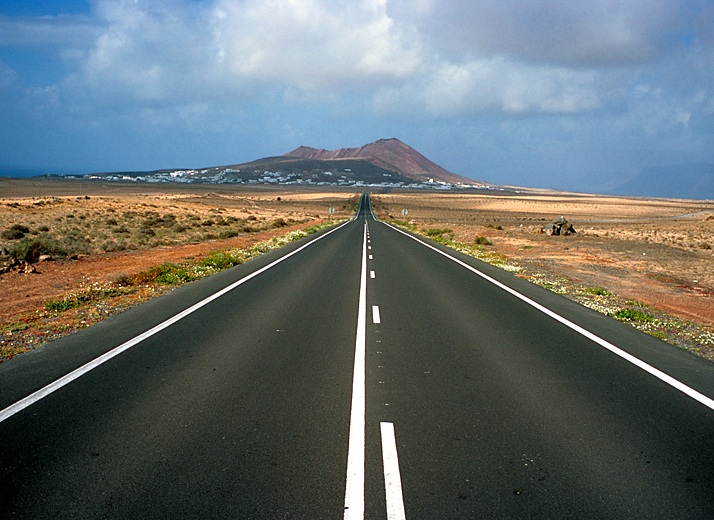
285, 138, 476, 185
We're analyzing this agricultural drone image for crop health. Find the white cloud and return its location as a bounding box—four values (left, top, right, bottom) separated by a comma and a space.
211, 0, 421, 89
374, 58, 603, 117
64, 0, 422, 103
11, 0, 704, 123
0, 13, 99, 48
69, 0, 220, 102
391, 0, 687, 67
0, 60, 18, 89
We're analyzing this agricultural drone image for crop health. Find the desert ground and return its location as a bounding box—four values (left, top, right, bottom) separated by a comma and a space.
372, 190, 714, 358
1, 178, 713, 361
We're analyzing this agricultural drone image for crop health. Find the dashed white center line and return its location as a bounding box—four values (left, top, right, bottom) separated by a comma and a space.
370, 271, 375, 279
369, 255, 373, 260
381, 422, 407, 520
372, 305, 381, 324
344, 223, 368, 519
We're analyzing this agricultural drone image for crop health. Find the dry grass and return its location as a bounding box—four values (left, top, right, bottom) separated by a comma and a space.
0, 186, 356, 260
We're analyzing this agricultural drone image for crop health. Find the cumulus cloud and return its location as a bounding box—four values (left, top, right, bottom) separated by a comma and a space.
390, 0, 688, 67
66, 0, 422, 103
65, 0, 668, 119
69, 0, 219, 102
374, 58, 604, 117
211, 0, 422, 89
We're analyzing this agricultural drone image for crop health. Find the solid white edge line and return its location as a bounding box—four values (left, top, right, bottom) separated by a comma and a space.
384, 222, 714, 413
380, 422, 407, 520
0, 219, 354, 424
372, 305, 381, 325
344, 222, 368, 519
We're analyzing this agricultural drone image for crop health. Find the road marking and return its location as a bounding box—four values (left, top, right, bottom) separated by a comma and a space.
381, 422, 407, 520
372, 305, 381, 324
369, 255, 373, 260
0, 220, 354, 425
344, 223, 368, 519
386, 223, 714, 412
370, 271, 375, 279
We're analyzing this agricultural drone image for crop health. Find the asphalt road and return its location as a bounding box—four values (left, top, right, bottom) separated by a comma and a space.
1, 193, 713, 518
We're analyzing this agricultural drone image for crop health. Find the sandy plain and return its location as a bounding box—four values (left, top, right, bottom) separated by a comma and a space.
1, 178, 713, 361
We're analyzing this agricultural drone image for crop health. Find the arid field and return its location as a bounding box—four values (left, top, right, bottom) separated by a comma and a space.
372, 190, 714, 358
1, 178, 713, 361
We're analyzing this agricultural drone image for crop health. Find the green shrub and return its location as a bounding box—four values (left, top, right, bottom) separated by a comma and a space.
474, 236, 492, 245
218, 230, 240, 239
613, 308, 655, 323
2, 229, 24, 240
10, 238, 68, 262
585, 287, 611, 296
132, 263, 197, 285
2, 224, 30, 240
200, 251, 242, 270
425, 227, 453, 238
45, 298, 82, 312
45, 285, 125, 312
11, 224, 30, 233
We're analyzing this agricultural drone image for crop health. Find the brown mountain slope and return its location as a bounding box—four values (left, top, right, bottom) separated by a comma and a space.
285, 138, 478, 185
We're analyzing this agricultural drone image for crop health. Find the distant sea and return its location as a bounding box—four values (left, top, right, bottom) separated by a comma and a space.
0, 168, 49, 178
0, 168, 76, 178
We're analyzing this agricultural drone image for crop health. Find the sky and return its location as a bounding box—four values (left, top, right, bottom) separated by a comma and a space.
1, 0, 713, 191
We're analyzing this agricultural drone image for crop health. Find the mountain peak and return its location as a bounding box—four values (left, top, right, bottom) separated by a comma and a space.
285, 138, 475, 185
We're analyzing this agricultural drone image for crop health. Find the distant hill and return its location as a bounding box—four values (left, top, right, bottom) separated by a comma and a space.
285, 138, 476, 185
76, 138, 487, 189
615, 164, 714, 200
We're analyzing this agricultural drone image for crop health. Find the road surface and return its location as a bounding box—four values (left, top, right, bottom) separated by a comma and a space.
1, 193, 713, 518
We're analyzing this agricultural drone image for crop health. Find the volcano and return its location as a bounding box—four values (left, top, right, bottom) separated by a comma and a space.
284, 138, 475, 185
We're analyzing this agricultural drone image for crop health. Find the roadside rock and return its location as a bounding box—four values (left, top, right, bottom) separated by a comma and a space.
542, 216, 576, 236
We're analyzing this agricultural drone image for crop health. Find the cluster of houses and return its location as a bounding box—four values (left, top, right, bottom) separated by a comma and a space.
84, 167, 495, 191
